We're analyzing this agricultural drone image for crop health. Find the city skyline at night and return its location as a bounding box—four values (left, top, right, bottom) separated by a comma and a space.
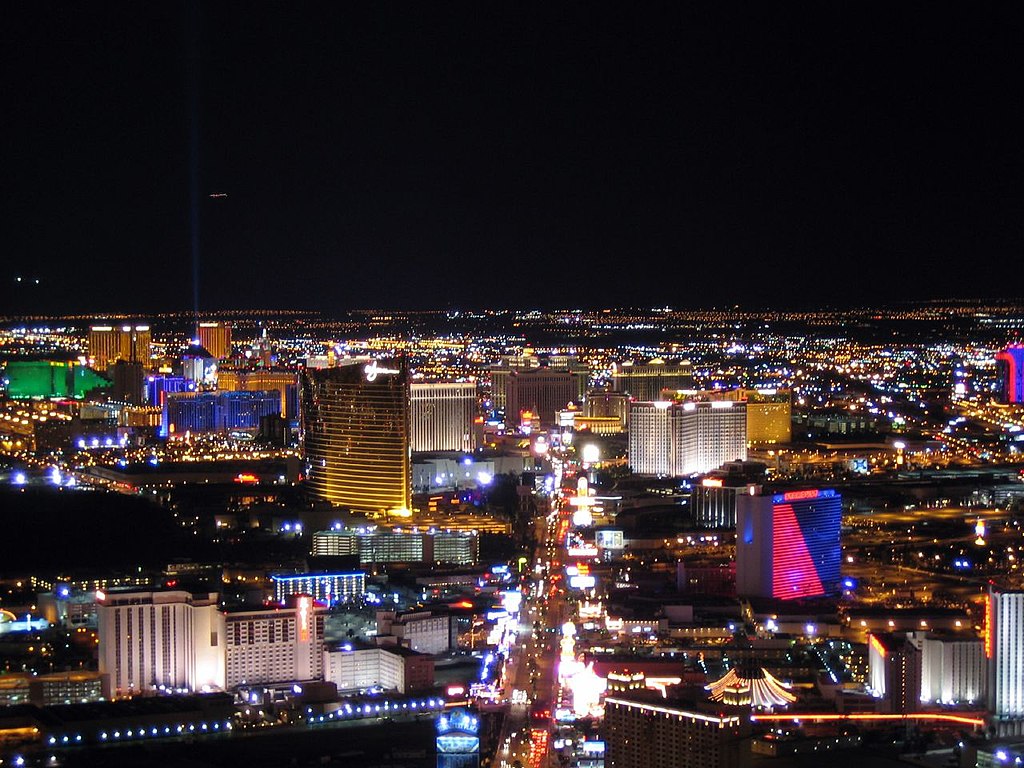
5, 3, 1024, 767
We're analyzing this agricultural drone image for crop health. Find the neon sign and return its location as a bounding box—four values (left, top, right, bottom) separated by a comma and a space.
298, 596, 311, 642
364, 361, 400, 381
772, 488, 836, 504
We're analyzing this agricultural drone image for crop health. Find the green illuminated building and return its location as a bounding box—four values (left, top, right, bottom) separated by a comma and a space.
3, 361, 110, 399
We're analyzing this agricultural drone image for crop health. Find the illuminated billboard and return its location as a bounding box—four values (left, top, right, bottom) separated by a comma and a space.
596, 530, 624, 550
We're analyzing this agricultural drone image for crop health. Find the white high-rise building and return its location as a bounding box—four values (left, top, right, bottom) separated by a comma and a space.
988, 587, 1024, 725
224, 597, 325, 689
911, 632, 985, 706
98, 589, 327, 695
409, 382, 478, 452
97, 590, 223, 698
323, 644, 433, 694
628, 400, 746, 476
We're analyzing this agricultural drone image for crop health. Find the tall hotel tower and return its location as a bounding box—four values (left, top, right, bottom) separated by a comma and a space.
410, 381, 478, 452
300, 358, 412, 517
736, 488, 842, 600
988, 586, 1024, 733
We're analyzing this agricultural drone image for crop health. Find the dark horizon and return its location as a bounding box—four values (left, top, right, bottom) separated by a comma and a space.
5, 4, 1024, 316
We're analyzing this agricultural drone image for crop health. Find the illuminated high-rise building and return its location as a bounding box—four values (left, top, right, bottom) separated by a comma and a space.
300, 359, 412, 516
914, 632, 984, 706
987, 586, 1024, 728
490, 354, 587, 421
665, 388, 791, 445
217, 369, 299, 419
506, 367, 582, 429
223, 597, 325, 689
996, 346, 1024, 404
410, 381, 478, 452
197, 322, 232, 360
867, 633, 922, 713
612, 359, 692, 402
161, 390, 280, 436
628, 400, 747, 476
604, 689, 749, 768
96, 589, 223, 698
735, 488, 841, 600
88, 324, 151, 371
585, 390, 630, 429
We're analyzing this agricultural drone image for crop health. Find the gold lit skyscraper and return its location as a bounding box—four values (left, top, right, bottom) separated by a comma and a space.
88, 324, 151, 371
197, 321, 232, 360
300, 358, 411, 517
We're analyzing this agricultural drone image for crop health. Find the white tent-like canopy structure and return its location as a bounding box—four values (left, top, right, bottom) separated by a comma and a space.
705, 664, 796, 709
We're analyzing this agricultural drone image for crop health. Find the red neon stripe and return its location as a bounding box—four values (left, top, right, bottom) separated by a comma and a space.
751, 713, 984, 727
771, 503, 824, 599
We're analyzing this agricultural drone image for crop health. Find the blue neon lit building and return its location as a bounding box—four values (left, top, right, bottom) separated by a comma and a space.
736, 488, 841, 600
436, 708, 479, 768
147, 375, 194, 407
271, 571, 366, 606
161, 390, 281, 437
996, 346, 1024, 404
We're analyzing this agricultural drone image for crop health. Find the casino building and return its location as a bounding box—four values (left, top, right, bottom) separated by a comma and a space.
300, 359, 412, 517
735, 488, 842, 600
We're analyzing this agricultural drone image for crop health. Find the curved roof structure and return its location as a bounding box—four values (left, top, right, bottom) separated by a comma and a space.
705, 663, 796, 709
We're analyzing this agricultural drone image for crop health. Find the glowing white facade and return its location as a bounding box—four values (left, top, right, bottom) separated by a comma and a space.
97, 590, 223, 698
989, 588, 1024, 718
409, 381, 478, 452
323, 645, 430, 694
224, 598, 325, 689
914, 633, 985, 706
628, 401, 746, 476
376, 610, 455, 655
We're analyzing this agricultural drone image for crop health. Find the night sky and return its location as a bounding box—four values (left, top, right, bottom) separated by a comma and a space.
4, 4, 1023, 315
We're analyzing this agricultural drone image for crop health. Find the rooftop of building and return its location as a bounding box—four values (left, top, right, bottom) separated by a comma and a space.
604, 685, 748, 721
868, 632, 911, 654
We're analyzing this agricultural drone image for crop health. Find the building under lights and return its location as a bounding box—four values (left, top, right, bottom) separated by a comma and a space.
911, 632, 985, 706
161, 390, 281, 436
223, 598, 325, 689
735, 488, 841, 600
217, 369, 299, 419
376, 610, 458, 655
611, 359, 693, 402
504, 366, 583, 429
410, 381, 478, 452
323, 642, 434, 695
300, 359, 412, 517
196, 321, 232, 360
996, 346, 1024, 405
96, 589, 224, 698
270, 572, 365, 606
867, 633, 922, 714
3, 360, 110, 399
311, 528, 478, 566
988, 586, 1024, 730
604, 689, 751, 768
88, 324, 151, 371
628, 400, 747, 476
